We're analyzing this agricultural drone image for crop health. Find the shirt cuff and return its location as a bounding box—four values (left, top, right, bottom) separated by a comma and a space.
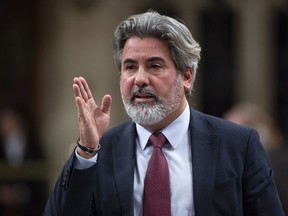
73, 148, 97, 169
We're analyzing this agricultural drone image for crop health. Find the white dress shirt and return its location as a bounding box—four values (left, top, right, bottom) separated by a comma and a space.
74, 102, 194, 216
134, 102, 194, 216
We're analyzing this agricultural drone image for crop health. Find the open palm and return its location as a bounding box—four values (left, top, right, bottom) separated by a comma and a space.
73, 77, 112, 151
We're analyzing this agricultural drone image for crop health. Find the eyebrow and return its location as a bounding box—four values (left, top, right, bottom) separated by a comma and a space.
146, 57, 165, 64
122, 57, 165, 65
122, 58, 137, 65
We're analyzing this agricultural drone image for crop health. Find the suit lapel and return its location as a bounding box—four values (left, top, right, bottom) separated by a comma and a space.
190, 110, 219, 216
109, 111, 219, 215
112, 122, 136, 215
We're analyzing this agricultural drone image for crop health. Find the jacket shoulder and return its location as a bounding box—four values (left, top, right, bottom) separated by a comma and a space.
192, 109, 255, 135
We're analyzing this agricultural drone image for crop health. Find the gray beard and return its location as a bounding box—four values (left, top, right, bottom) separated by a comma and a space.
121, 76, 183, 126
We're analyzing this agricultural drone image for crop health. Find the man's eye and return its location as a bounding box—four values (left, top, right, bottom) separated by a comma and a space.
150, 64, 162, 70
151, 64, 160, 68
125, 64, 136, 70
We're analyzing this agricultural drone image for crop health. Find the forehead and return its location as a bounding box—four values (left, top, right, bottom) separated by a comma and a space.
122, 37, 171, 61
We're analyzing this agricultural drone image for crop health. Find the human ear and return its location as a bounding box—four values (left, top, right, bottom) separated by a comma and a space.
183, 69, 193, 92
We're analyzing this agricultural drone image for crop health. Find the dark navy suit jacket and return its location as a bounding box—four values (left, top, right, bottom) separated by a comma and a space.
44, 109, 284, 215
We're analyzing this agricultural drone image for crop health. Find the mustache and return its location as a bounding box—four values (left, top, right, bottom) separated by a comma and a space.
130, 86, 158, 102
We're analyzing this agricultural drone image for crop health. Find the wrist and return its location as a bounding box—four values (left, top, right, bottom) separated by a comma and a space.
76, 139, 101, 158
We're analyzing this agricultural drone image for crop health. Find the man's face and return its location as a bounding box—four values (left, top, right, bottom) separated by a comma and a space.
120, 37, 192, 130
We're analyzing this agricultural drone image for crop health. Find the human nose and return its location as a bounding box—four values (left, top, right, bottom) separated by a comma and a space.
134, 68, 149, 87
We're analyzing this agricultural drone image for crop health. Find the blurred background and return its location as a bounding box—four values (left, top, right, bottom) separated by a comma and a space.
0, 0, 287, 215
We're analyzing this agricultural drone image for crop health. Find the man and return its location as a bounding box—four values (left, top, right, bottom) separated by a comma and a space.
44, 11, 284, 216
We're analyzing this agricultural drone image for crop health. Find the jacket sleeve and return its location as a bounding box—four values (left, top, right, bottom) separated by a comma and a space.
44, 152, 96, 216
242, 129, 284, 215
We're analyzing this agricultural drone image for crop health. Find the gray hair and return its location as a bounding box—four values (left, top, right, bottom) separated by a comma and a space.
113, 10, 201, 96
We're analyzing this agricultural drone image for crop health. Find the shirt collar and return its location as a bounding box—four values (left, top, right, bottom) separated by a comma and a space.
136, 101, 190, 150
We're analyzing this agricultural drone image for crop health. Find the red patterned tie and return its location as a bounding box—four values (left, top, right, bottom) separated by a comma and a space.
143, 132, 171, 216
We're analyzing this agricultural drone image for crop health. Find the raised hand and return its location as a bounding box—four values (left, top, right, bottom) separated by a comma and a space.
73, 77, 112, 158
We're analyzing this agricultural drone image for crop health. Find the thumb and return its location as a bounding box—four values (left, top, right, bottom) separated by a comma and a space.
101, 94, 112, 114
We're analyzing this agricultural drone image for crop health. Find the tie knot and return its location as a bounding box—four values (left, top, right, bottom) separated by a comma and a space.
149, 132, 167, 149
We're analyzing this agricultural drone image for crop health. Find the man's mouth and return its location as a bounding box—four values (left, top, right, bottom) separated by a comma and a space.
132, 92, 157, 103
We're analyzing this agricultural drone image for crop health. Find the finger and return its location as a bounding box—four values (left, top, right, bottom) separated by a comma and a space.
73, 80, 87, 110
79, 77, 93, 99
74, 77, 89, 102
73, 82, 86, 117
75, 96, 84, 111
73, 77, 84, 99
101, 94, 112, 115
74, 94, 90, 125
73, 82, 81, 98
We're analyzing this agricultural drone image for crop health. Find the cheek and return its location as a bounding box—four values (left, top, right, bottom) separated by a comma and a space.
120, 77, 133, 97
154, 78, 177, 95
